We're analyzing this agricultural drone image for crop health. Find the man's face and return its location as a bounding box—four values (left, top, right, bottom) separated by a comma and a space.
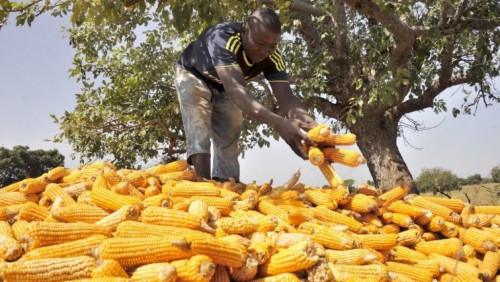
242, 22, 281, 64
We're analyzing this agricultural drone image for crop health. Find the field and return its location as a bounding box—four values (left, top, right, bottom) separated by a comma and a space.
420, 182, 500, 206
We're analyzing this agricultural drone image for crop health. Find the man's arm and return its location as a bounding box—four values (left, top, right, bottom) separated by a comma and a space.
215, 65, 313, 159
270, 81, 316, 130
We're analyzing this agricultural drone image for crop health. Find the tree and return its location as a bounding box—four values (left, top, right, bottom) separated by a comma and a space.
415, 167, 461, 198
462, 173, 482, 185
491, 166, 500, 183
0, 146, 65, 187
2, 1, 499, 191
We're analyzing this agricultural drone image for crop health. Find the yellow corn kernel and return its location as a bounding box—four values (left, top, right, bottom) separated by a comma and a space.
321, 147, 366, 167
345, 194, 378, 214
18, 202, 49, 222
318, 162, 343, 188
91, 259, 129, 279
146, 159, 189, 176
130, 262, 176, 282
428, 253, 480, 278
389, 245, 427, 262
415, 237, 464, 258
328, 263, 388, 281
22, 234, 107, 260
22, 221, 111, 251
324, 249, 378, 265
479, 250, 500, 280
306, 124, 331, 142
189, 196, 233, 216
474, 205, 500, 215
298, 222, 357, 250
188, 200, 210, 222
43, 183, 76, 207
94, 205, 139, 231
396, 229, 421, 246
1, 256, 98, 281
90, 185, 142, 212
249, 273, 301, 282
190, 237, 248, 268
420, 196, 465, 213
228, 255, 258, 281
0, 192, 32, 206
51, 203, 110, 223
323, 133, 357, 146
378, 185, 409, 207
96, 236, 193, 267
211, 265, 230, 282
458, 227, 497, 254
351, 233, 398, 251
215, 217, 258, 235
19, 178, 48, 195
259, 241, 323, 276
140, 206, 209, 231
308, 146, 325, 166
313, 205, 365, 233
304, 189, 337, 209
386, 261, 434, 282
114, 220, 212, 241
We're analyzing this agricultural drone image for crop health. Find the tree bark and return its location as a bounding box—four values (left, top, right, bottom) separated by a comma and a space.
349, 114, 417, 193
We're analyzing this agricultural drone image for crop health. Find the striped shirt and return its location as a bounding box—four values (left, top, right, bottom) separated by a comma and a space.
179, 21, 288, 91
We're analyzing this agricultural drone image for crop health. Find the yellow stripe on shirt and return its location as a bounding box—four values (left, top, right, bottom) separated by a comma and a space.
226, 34, 241, 54
270, 52, 286, 72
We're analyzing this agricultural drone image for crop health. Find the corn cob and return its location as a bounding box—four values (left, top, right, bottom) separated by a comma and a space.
378, 224, 400, 234
1, 256, 97, 281
142, 194, 172, 208
110, 182, 145, 200
215, 216, 258, 235
390, 212, 414, 228
428, 253, 480, 278
94, 205, 139, 231
95, 236, 193, 267
248, 273, 301, 282
458, 227, 497, 253
351, 233, 398, 251
389, 245, 427, 262
0, 192, 33, 206
298, 222, 357, 250
228, 254, 258, 281
318, 162, 343, 188
313, 205, 365, 233
440, 221, 459, 238
114, 220, 212, 241
0, 181, 22, 193
190, 236, 247, 268
188, 200, 210, 222
420, 196, 465, 213
90, 185, 142, 212
19, 178, 48, 195
303, 189, 337, 209
51, 203, 110, 223
130, 262, 177, 282
0, 233, 23, 261
473, 205, 500, 215
189, 196, 233, 216
140, 206, 211, 232
306, 124, 331, 142
22, 234, 107, 260
386, 261, 434, 282
414, 237, 463, 258
408, 196, 459, 222
43, 183, 76, 207
479, 250, 500, 280
421, 232, 440, 241
146, 159, 189, 175
22, 221, 111, 251
18, 202, 49, 222
345, 194, 378, 213
396, 229, 421, 246
259, 241, 322, 276
91, 259, 129, 279
324, 249, 378, 265
427, 215, 446, 232
11, 220, 29, 241
308, 146, 325, 166
256, 200, 288, 222
321, 147, 366, 167
378, 185, 409, 207
328, 263, 388, 281
323, 133, 357, 146
158, 169, 198, 183
144, 185, 161, 198
211, 265, 230, 282
248, 236, 274, 265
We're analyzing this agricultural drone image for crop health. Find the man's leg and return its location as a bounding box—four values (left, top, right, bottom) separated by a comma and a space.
211, 91, 243, 182
174, 65, 214, 179
189, 153, 211, 180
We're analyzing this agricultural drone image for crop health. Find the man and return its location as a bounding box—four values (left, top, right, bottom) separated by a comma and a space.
174, 7, 316, 182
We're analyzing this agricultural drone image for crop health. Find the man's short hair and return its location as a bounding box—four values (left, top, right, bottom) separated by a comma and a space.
245, 7, 281, 34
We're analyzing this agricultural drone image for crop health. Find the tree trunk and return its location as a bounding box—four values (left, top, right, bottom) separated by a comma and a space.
350, 116, 417, 194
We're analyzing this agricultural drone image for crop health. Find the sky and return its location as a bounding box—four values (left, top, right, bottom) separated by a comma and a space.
1, 14, 499, 188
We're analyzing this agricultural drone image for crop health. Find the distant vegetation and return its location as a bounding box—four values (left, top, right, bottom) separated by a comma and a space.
415, 165, 500, 199
0, 146, 64, 187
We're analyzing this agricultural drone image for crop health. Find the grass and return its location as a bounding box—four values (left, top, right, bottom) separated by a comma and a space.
420, 182, 500, 206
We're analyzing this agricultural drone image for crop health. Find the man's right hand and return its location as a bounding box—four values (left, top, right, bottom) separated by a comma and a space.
275, 118, 315, 160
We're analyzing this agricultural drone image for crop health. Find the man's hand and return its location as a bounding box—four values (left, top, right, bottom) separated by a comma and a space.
275, 118, 315, 160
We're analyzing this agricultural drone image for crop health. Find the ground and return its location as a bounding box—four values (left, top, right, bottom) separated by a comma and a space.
420, 183, 500, 206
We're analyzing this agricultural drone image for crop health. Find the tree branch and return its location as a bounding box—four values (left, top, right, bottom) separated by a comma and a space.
311, 96, 348, 121
393, 76, 473, 117
332, 0, 349, 66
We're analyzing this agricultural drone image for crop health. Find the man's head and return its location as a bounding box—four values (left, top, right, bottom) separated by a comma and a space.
241, 8, 282, 64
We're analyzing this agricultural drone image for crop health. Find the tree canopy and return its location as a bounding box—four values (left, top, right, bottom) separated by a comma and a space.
415, 167, 461, 197
0, 146, 65, 187
1, 0, 499, 191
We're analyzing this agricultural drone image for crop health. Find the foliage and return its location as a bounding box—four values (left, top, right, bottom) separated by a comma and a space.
2, 0, 499, 189
415, 167, 461, 197
461, 173, 482, 185
0, 146, 64, 187
491, 166, 500, 183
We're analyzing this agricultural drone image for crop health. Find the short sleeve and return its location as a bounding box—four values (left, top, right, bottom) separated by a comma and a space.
206, 29, 239, 68
264, 51, 289, 82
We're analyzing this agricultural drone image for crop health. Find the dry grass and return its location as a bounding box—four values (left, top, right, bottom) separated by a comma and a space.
421, 182, 500, 206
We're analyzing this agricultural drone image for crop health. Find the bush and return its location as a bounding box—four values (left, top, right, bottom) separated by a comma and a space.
416, 167, 461, 198
491, 166, 500, 183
